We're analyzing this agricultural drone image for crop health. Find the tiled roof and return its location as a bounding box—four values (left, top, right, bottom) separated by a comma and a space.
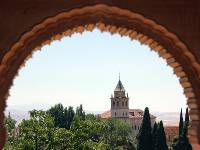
100, 109, 156, 119
129, 109, 156, 119
100, 110, 111, 119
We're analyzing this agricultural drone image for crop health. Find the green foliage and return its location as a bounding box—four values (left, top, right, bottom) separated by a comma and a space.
47, 103, 65, 128
137, 107, 153, 150
83, 140, 109, 150
53, 128, 74, 149
152, 122, 158, 148
185, 108, 189, 126
16, 110, 54, 150
76, 104, 86, 120
172, 136, 179, 148
70, 114, 106, 149
172, 124, 192, 150
172, 108, 192, 150
4, 113, 17, 149
154, 121, 168, 150
5, 113, 16, 133
184, 107, 189, 135
5, 104, 137, 149
48, 103, 76, 129
66, 106, 75, 129
179, 108, 183, 137
103, 118, 135, 149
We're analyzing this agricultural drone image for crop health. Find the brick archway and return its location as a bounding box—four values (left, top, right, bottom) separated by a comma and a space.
0, 4, 200, 149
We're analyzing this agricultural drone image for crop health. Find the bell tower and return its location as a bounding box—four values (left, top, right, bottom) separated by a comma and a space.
111, 75, 129, 118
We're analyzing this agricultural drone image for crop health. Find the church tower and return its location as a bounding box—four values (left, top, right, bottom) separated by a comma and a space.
111, 76, 129, 118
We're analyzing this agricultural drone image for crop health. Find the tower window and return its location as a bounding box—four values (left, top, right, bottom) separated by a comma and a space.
122, 101, 124, 106
126, 101, 127, 106
113, 101, 115, 106
117, 102, 119, 106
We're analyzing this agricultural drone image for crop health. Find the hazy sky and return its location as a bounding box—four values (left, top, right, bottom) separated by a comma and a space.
7, 29, 187, 112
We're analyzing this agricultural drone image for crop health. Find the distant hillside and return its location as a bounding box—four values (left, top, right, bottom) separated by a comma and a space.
5, 109, 29, 125
152, 112, 182, 126
5, 104, 51, 124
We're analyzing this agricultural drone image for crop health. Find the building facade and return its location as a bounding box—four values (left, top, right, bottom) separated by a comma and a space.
101, 78, 156, 135
164, 126, 179, 149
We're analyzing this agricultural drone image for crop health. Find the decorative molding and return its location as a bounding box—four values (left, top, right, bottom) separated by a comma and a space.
0, 4, 200, 149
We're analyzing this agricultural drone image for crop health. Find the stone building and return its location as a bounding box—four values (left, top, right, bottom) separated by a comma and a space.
1, 1, 200, 149
100, 78, 156, 135
164, 126, 179, 149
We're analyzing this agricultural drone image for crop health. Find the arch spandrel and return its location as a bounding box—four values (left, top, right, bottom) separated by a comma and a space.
1, 0, 200, 61
0, 2, 200, 150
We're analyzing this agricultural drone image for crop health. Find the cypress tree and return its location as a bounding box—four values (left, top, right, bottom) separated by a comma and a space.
137, 107, 153, 150
184, 108, 189, 135
172, 124, 192, 150
185, 108, 189, 125
155, 121, 168, 150
172, 108, 192, 150
48, 103, 64, 128
152, 122, 158, 148
76, 104, 85, 120
63, 107, 68, 128
179, 108, 183, 137
67, 106, 75, 129
180, 123, 192, 150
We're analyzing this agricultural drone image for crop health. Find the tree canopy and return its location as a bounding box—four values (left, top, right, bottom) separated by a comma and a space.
4, 104, 136, 150
137, 107, 154, 150
172, 108, 192, 150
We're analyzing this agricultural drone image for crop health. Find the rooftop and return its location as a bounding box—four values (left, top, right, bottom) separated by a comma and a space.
100, 109, 156, 119
114, 79, 125, 91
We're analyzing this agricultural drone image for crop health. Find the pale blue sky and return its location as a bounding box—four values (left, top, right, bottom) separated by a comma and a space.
7, 29, 187, 112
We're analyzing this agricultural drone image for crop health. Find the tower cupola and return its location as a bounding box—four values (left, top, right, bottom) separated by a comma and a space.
110, 75, 129, 118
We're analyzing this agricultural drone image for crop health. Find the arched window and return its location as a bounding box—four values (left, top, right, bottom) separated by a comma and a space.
117, 101, 119, 106
122, 101, 124, 106
135, 125, 137, 130
115, 112, 117, 116
125, 101, 127, 106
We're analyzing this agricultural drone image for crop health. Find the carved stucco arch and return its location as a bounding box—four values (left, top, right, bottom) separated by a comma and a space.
0, 4, 200, 149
